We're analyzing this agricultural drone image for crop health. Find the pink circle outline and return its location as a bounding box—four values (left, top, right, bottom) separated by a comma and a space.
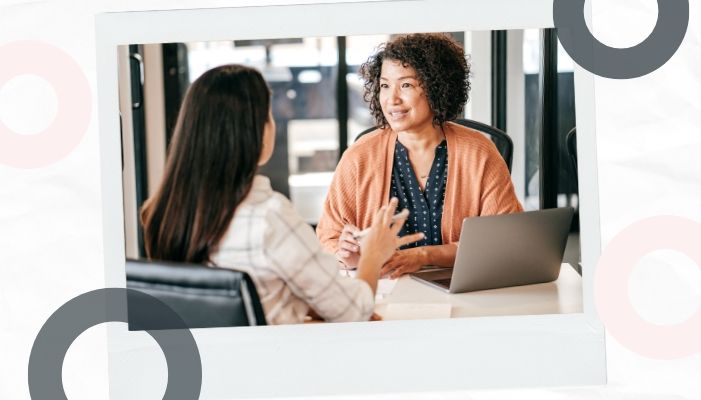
595, 215, 701, 359
0, 41, 92, 168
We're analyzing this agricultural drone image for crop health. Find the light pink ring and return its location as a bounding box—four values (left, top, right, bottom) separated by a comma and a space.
0, 41, 91, 168
595, 216, 701, 359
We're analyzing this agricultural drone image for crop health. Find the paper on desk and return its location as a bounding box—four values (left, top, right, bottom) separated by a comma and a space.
383, 303, 452, 320
376, 278, 397, 298
339, 270, 398, 300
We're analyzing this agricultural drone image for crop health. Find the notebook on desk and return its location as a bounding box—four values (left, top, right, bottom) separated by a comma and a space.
410, 207, 574, 293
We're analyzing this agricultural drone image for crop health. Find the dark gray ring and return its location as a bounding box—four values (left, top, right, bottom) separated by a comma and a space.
28, 288, 202, 399
554, 0, 689, 79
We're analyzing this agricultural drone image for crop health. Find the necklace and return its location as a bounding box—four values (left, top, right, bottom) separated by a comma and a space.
417, 162, 432, 180
418, 166, 432, 179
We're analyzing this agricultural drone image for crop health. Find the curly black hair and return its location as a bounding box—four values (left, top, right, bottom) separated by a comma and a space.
359, 33, 471, 128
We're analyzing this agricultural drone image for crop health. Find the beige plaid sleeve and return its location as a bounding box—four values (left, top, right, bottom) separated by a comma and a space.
262, 193, 374, 323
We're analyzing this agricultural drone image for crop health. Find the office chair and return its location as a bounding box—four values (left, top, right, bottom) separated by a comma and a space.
566, 124, 579, 204
565, 127, 580, 265
566, 127, 577, 187
355, 118, 513, 173
126, 258, 267, 330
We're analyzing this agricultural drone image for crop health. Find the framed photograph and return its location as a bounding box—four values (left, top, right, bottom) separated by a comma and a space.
95, 0, 606, 397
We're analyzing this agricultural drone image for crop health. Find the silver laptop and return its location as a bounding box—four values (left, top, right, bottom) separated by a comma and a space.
410, 207, 574, 293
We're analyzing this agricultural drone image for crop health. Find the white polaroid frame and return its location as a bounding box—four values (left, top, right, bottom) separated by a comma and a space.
96, 0, 606, 397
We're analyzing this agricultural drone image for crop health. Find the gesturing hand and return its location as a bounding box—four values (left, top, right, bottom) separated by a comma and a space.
359, 198, 424, 267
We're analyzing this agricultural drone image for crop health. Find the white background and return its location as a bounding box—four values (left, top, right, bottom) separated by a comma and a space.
1, 0, 700, 399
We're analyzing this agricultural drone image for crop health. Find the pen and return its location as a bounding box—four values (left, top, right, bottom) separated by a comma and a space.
352, 209, 410, 240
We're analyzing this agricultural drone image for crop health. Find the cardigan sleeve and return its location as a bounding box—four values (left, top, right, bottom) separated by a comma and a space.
479, 144, 523, 215
316, 150, 359, 254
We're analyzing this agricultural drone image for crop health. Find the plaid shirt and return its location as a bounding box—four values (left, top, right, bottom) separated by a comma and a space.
211, 175, 374, 325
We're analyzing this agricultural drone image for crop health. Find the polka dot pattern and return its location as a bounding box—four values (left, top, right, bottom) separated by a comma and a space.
390, 139, 448, 249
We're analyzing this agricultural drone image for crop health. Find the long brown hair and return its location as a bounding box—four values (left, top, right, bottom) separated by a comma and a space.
141, 64, 271, 263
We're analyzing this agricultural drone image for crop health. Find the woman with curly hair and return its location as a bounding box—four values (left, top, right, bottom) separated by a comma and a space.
316, 33, 522, 279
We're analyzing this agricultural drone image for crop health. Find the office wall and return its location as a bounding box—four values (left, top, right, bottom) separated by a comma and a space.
1, 1, 700, 399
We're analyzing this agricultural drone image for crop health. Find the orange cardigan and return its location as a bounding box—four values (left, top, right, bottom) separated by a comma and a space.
316, 122, 523, 253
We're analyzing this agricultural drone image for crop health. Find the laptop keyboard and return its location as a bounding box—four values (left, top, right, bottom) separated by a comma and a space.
434, 278, 452, 288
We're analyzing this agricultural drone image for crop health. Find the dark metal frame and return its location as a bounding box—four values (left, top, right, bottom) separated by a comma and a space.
539, 29, 560, 209
491, 30, 507, 132
337, 36, 349, 156
128, 45, 148, 257
162, 43, 190, 149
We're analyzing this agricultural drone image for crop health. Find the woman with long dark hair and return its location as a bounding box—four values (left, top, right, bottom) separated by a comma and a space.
141, 64, 422, 324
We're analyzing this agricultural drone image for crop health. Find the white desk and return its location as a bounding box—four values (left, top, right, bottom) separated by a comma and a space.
374, 263, 583, 320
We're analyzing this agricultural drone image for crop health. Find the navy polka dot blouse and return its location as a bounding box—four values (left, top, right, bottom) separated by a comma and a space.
390, 139, 448, 249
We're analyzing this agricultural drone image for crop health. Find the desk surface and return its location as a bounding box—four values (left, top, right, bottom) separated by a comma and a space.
374, 263, 583, 320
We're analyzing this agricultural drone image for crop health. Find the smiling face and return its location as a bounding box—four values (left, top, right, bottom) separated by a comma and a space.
379, 59, 435, 133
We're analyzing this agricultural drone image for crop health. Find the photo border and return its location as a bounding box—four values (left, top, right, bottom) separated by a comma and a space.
95, 0, 606, 397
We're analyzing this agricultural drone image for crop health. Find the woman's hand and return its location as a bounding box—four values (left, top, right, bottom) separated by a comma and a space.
360, 198, 424, 266
379, 247, 426, 279
336, 224, 361, 268
354, 198, 424, 294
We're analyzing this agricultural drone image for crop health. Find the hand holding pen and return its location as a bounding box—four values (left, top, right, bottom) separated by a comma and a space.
336, 224, 362, 270
335, 198, 413, 269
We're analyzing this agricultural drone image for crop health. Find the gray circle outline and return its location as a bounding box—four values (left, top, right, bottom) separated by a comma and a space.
553, 0, 689, 79
28, 288, 202, 399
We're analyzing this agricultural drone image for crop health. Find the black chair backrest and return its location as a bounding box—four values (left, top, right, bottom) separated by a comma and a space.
565, 127, 579, 233
354, 118, 513, 172
126, 259, 267, 330
566, 127, 578, 183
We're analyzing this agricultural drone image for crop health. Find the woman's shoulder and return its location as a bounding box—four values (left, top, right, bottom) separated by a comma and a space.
346, 127, 390, 155
238, 175, 275, 206
445, 121, 494, 144
231, 176, 312, 242
337, 127, 392, 169
241, 176, 293, 212
445, 121, 502, 158
215, 176, 316, 266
